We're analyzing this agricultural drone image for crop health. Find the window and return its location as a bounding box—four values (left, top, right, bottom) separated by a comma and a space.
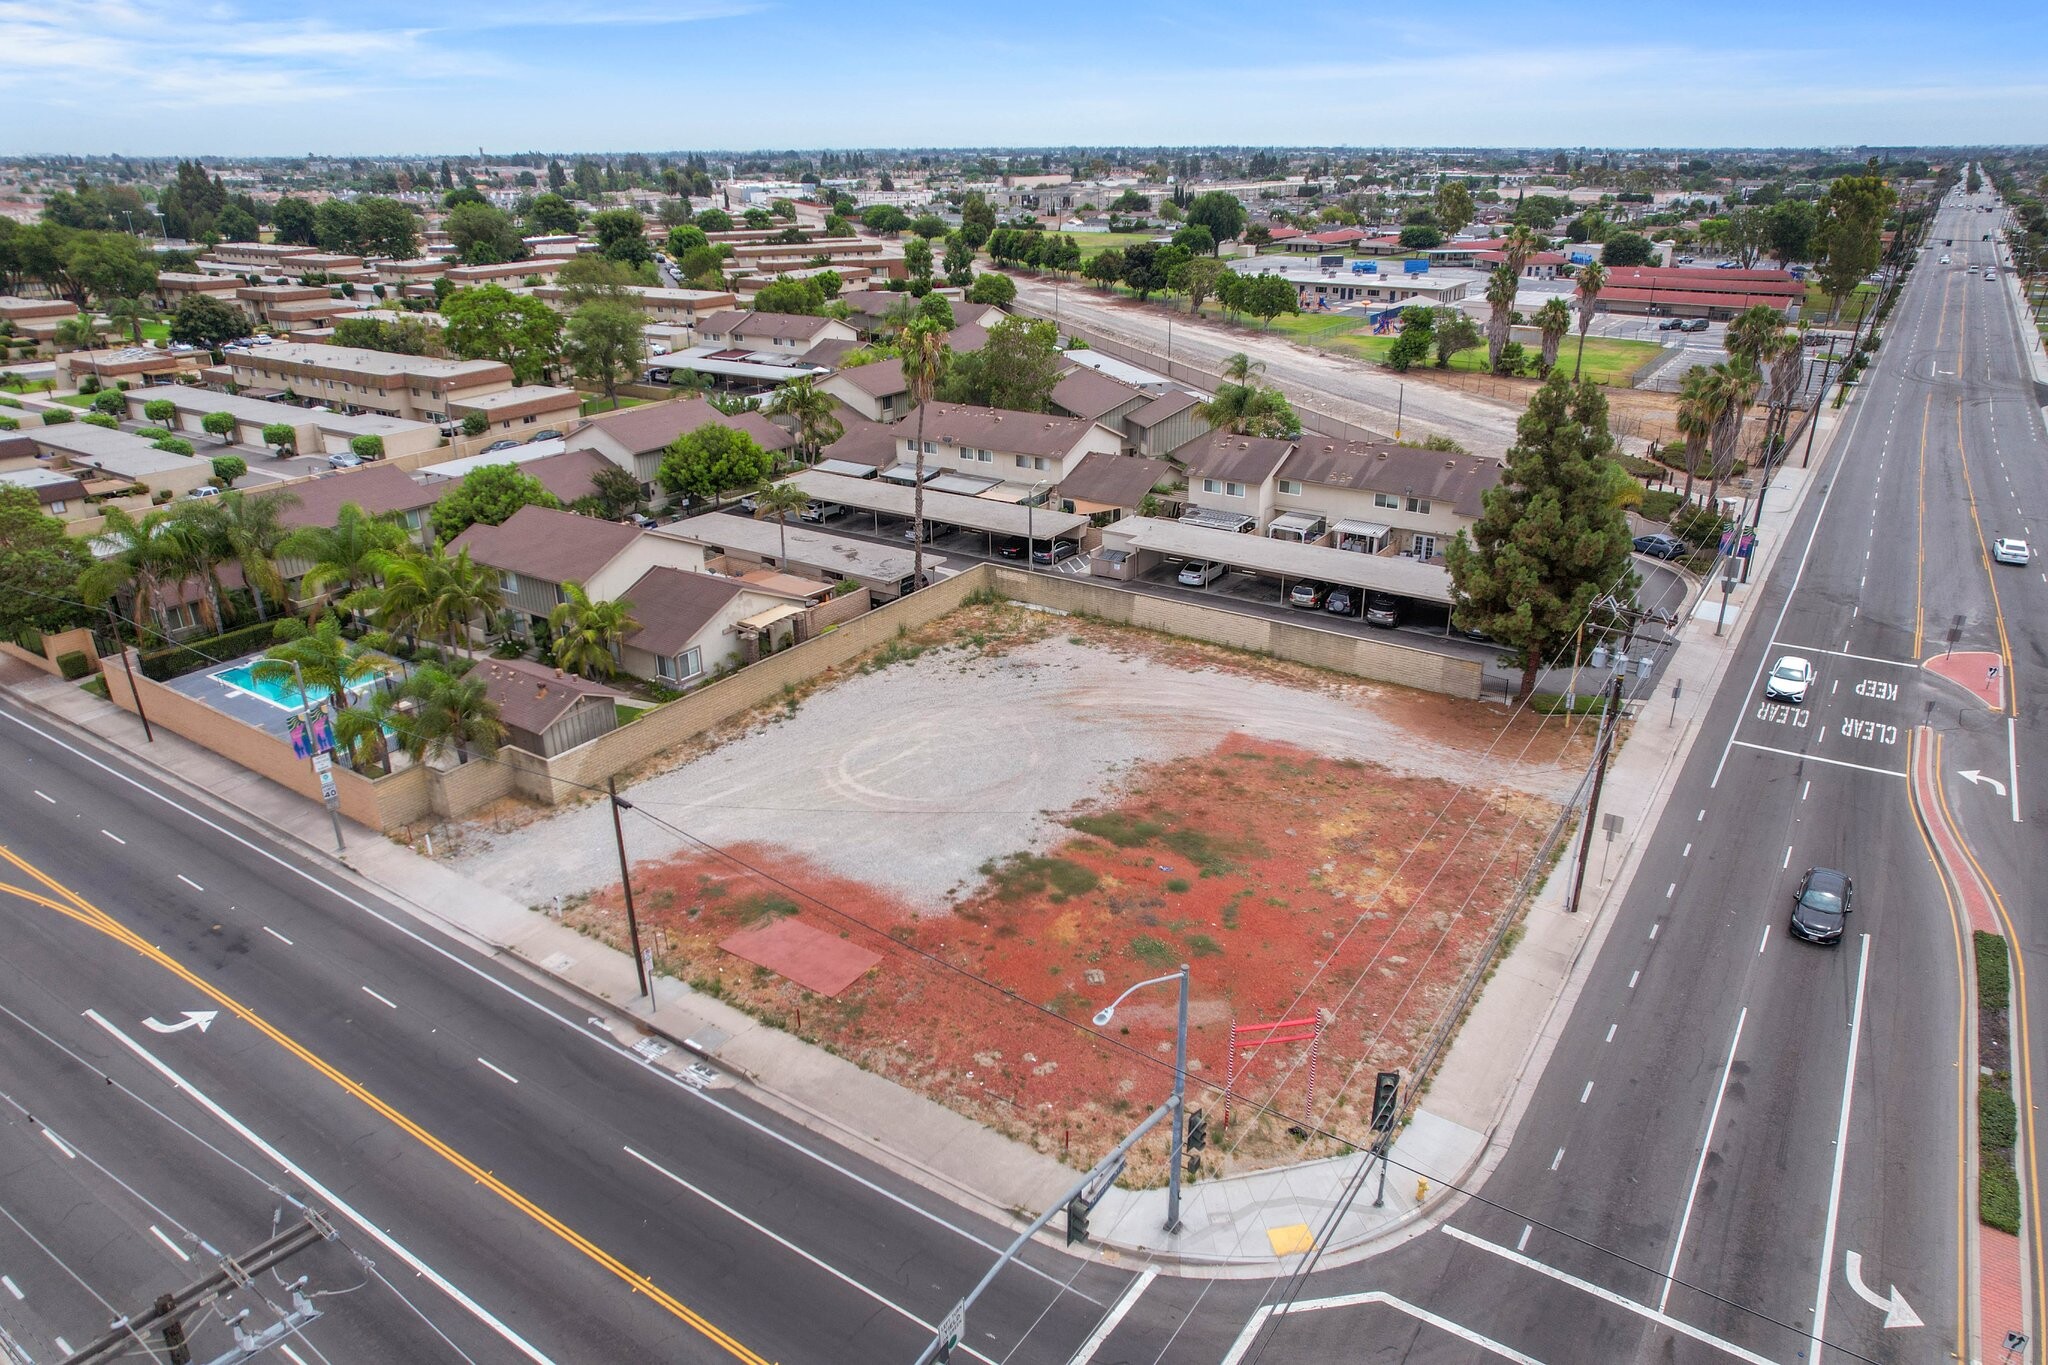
1032, 457, 1049, 471
1015, 454, 1029, 468
48, 499, 66, 514
924, 441, 936, 454
499, 571, 517, 593
1406, 496, 1431, 514
657, 647, 703, 682
1278, 479, 1303, 496
1374, 492, 1400, 510
1203, 478, 1221, 494
522, 415, 536, 425
979, 451, 993, 463
1226, 481, 1244, 498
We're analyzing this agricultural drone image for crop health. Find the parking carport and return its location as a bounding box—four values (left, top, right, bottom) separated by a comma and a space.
1101, 518, 1456, 628
784, 469, 1090, 554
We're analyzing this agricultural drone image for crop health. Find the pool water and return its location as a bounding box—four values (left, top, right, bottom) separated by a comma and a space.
215, 663, 341, 709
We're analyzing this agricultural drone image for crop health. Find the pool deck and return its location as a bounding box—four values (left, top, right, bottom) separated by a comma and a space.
164, 651, 393, 742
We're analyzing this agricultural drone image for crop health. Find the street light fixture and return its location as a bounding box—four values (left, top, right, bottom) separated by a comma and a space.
1092, 964, 1191, 1234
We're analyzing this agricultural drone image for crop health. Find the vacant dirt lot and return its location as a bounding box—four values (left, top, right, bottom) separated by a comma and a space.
453, 604, 1586, 1173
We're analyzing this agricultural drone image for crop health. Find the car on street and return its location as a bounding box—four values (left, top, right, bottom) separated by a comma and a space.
1939, 254, 1951, 264
1633, 533, 1686, 560
1031, 539, 1079, 565
1287, 580, 1327, 609
1364, 592, 1401, 628
482, 439, 522, 453
325, 451, 363, 469
185, 485, 220, 499
528, 429, 562, 443
1788, 866, 1853, 945
1764, 655, 1814, 704
1684, 318, 1710, 332
1177, 559, 1226, 587
1658, 318, 1686, 331
1994, 537, 2031, 565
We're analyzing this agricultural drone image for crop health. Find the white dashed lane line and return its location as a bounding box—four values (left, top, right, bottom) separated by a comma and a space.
40, 1130, 75, 1160
362, 986, 398, 1009
100, 829, 123, 844
32, 791, 52, 804
1, 1275, 21, 1300
177, 874, 203, 891
477, 1058, 519, 1085
261, 926, 293, 946
148, 1226, 189, 1262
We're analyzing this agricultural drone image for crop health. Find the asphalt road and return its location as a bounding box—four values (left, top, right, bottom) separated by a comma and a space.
1151, 189, 2032, 1365
0, 702, 1138, 1364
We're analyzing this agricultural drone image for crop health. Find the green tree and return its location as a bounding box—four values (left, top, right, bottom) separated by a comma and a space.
78, 506, 181, 640
1083, 248, 1126, 289
1600, 232, 1655, 267
959, 193, 996, 249
1399, 224, 1443, 250
592, 210, 653, 265
1431, 306, 1482, 367
0, 487, 91, 642
53, 314, 106, 351
314, 200, 361, 253
201, 411, 237, 444
210, 488, 296, 619
936, 314, 1059, 411
272, 196, 317, 246
143, 398, 177, 427
1814, 170, 1895, 321
548, 583, 639, 680
666, 224, 709, 258
1387, 312, 1434, 371
445, 202, 527, 265
1168, 256, 1226, 314
916, 293, 955, 329
1434, 181, 1476, 239
657, 424, 773, 506
556, 254, 654, 303
943, 232, 976, 287
210, 455, 247, 485
909, 214, 948, 240
1571, 261, 1606, 380
752, 275, 827, 315
104, 297, 152, 345
1120, 243, 1172, 300
332, 316, 440, 356
749, 479, 813, 564
90, 388, 128, 416
763, 377, 843, 465
278, 502, 411, 605
260, 423, 296, 458
1244, 274, 1300, 328
431, 464, 561, 544
903, 236, 934, 285
153, 435, 194, 456
1484, 264, 1519, 374
356, 197, 420, 259
966, 272, 1016, 306
586, 465, 645, 521
461, 411, 489, 437
1533, 296, 1573, 377
528, 192, 579, 235
1765, 200, 1816, 269
441, 285, 562, 384
861, 205, 912, 235
387, 665, 503, 763
901, 316, 948, 587
565, 298, 646, 407
1171, 223, 1215, 258
695, 208, 733, 233
1444, 375, 1638, 701
252, 614, 383, 713
66, 232, 157, 306
1182, 191, 1246, 254
215, 203, 259, 242
168, 294, 246, 354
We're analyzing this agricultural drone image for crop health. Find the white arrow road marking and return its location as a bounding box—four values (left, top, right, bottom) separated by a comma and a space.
1959, 768, 2009, 797
1844, 1251, 1923, 1329
141, 1011, 217, 1034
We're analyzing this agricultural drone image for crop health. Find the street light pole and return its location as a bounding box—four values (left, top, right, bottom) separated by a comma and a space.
1092, 964, 1191, 1233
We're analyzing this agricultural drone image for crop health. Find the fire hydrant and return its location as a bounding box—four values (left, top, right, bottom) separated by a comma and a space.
1416, 1178, 1431, 1203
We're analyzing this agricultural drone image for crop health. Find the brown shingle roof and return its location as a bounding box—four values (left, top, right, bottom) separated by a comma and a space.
831, 358, 906, 398
1278, 441, 1502, 519
1183, 431, 1295, 486
1050, 366, 1145, 422
473, 655, 622, 737
446, 504, 640, 585
819, 416, 899, 468
1057, 453, 1173, 509
518, 448, 618, 506
699, 309, 837, 341
617, 566, 752, 656
262, 463, 436, 530
576, 396, 794, 456
1126, 390, 1199, 428
918, 403, 1107, 459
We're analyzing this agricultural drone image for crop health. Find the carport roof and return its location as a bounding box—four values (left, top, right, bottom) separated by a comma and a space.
1105, 518, 1453, 603
785, 470, 1089, 539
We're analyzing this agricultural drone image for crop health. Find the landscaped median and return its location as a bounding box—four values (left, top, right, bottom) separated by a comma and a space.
1977, 930, 2020, 1235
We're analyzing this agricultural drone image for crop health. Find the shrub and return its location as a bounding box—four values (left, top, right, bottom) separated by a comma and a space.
143, 398, 176, 425
1983, 1156, 2022, 1234
1638, 489, 1684, 522
201, 411, 237, 442
90, 389, 128, 415
211, 455, 247, 484
78, 375, 102, 395
0, 417, 16, 431
152, 436, 195, 456
350, 434, 385, 461
461, 412, 489, 436
1977, 930, 2010, 1010
260, 422, 296, 456
138, 619, 278, 681
55, 651, 91, 681
40, 408, 73, 425
134, 425, 171, 439
81, 412, 119, 428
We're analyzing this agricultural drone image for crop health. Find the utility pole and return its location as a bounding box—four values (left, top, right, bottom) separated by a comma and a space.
104, 604, 154, 743
608, 777, 652, 1001
1800, 346, 1840, 467
1565, 673, 1625, 915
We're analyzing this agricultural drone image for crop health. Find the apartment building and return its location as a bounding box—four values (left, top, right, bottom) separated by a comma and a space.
220, 342, 513, 423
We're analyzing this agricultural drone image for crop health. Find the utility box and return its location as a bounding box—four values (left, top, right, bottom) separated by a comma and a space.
1403, 258, 1430, 274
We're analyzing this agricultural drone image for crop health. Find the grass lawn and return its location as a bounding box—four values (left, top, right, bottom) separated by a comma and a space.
53, 392, 97, 407
1805, 282, 1875, 324
140, 321, 170, 343
1071, 230, 1169, 262
1325, 333, 1662, 387
580, 394, 647, 416
615, 702, 648, 726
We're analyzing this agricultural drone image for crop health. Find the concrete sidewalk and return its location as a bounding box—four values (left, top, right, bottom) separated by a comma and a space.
0, 406, 1849, 1274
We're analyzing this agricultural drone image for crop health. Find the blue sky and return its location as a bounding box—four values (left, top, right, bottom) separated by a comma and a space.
2, 0, 2044, 155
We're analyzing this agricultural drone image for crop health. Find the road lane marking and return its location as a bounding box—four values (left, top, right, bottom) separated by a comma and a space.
277, 1346, 308, 1365
261, 926, 292, 946
99, 830, 123, 844
1809, 934, 1874, 1365
623, 1146, 998, 1365
1628, 971, 1639, 989
1759, 926, 1771, 954
362, 986, 397, 1009
1770, 642, 1916, 669
1726, 740, 1905, 779
1604, 1024, 1616, 1043
81, 1011, 563, 1365
39, 1129, 75, 1160
1649, 923, 1659, 940
1783, 845, 1793, 869
1444, 1227, 1776, 1365
2, 1276, 21, 1300
1222, 1290, 1543, 1365
1551, 1148, 1564, 1171
1682, 843, 1691, 857
1517, 1225, 1531, 1252
32, 791, 51, 804
1666, 883, 1674, 899
476, 1058, 519, 1085
54, 1339, 69, 1355
1803, 780, 1811, 800
1660, 1006, 1748, 1313
149, 1225, 190, 1262
2010, 715, 2022, 824
0, 711, 1090, 1303
176, 875, 202, 891
1069, 1269, 1156, 1365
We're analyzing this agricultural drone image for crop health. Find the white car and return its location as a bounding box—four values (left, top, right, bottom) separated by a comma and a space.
1993, 537, 2030, 565
1177, 559, 1226, 587
1765, 655, 1814, 704
1940, 255, 1951, 264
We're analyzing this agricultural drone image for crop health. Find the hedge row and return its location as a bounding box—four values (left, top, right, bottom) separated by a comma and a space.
138, 618, 279, 681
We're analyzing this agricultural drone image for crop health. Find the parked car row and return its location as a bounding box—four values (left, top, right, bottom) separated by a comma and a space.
1657, 318, 1711, 333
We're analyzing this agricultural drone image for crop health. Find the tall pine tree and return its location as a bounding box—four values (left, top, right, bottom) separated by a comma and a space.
1445, 375, 1638, 702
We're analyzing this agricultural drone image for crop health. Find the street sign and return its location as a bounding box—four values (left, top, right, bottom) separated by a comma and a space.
311, 749, 332, 775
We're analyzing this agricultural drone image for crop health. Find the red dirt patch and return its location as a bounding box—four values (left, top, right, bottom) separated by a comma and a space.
720, 917, 882, 997
570, 734, 1553, 1180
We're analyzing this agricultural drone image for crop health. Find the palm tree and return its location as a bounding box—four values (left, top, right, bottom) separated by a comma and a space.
104, 298, 152, 346
331, 689, 397, 774
160, 502, 231, 632
1702, 360, 1761, 512
53, 314, 106, 352
252, 614, 384, 713
431, 547, 503, 657
751, 479, 813, 564
1533, 297, 1573, 377
389, 666, 503, 766
1674, 367, 1721, 507
278, 502, 409, 612
78, 507, 183, 644
1501, 225, 1538, 278
1220, 352, 1266, 384
1483, 264, 1518, 375
763, 377, 844, 466
1761, 328, 1806, 438
1722, 304, 1783, 371
548, 583, 639, 680
361, 547, 436, 652
1572, 261, 1607, 380
216, 490, 297, 621
900, 316, 950, 586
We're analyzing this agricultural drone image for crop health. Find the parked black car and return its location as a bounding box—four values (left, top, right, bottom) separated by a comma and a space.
994, 536, 1028, 559
1324, 587, 1356, 616
1634, 533, 1687, 560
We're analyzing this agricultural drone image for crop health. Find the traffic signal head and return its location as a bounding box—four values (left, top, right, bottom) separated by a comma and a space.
1065, 1196, 1091, 1246
1186, 1108, 1208, 1151
1371, 1071, 1401, 1131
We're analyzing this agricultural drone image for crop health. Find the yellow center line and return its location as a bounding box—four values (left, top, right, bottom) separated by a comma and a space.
1950, 400, 2018, 713
1906, 731, 1973, 1363
0, 847, 775, 1365
1928, 759, 2046, 1338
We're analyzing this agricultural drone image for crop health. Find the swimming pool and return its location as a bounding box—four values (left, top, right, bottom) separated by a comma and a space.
213, 663, 367, 710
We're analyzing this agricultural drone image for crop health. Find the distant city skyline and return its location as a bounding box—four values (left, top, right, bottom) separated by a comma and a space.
2, 0, 2044, 156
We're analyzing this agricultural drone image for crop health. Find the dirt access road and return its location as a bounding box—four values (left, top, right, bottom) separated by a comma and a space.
1014, 273, 1530, 457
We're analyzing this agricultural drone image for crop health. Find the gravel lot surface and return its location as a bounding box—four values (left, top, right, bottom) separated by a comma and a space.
452, 634, 1582, 910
